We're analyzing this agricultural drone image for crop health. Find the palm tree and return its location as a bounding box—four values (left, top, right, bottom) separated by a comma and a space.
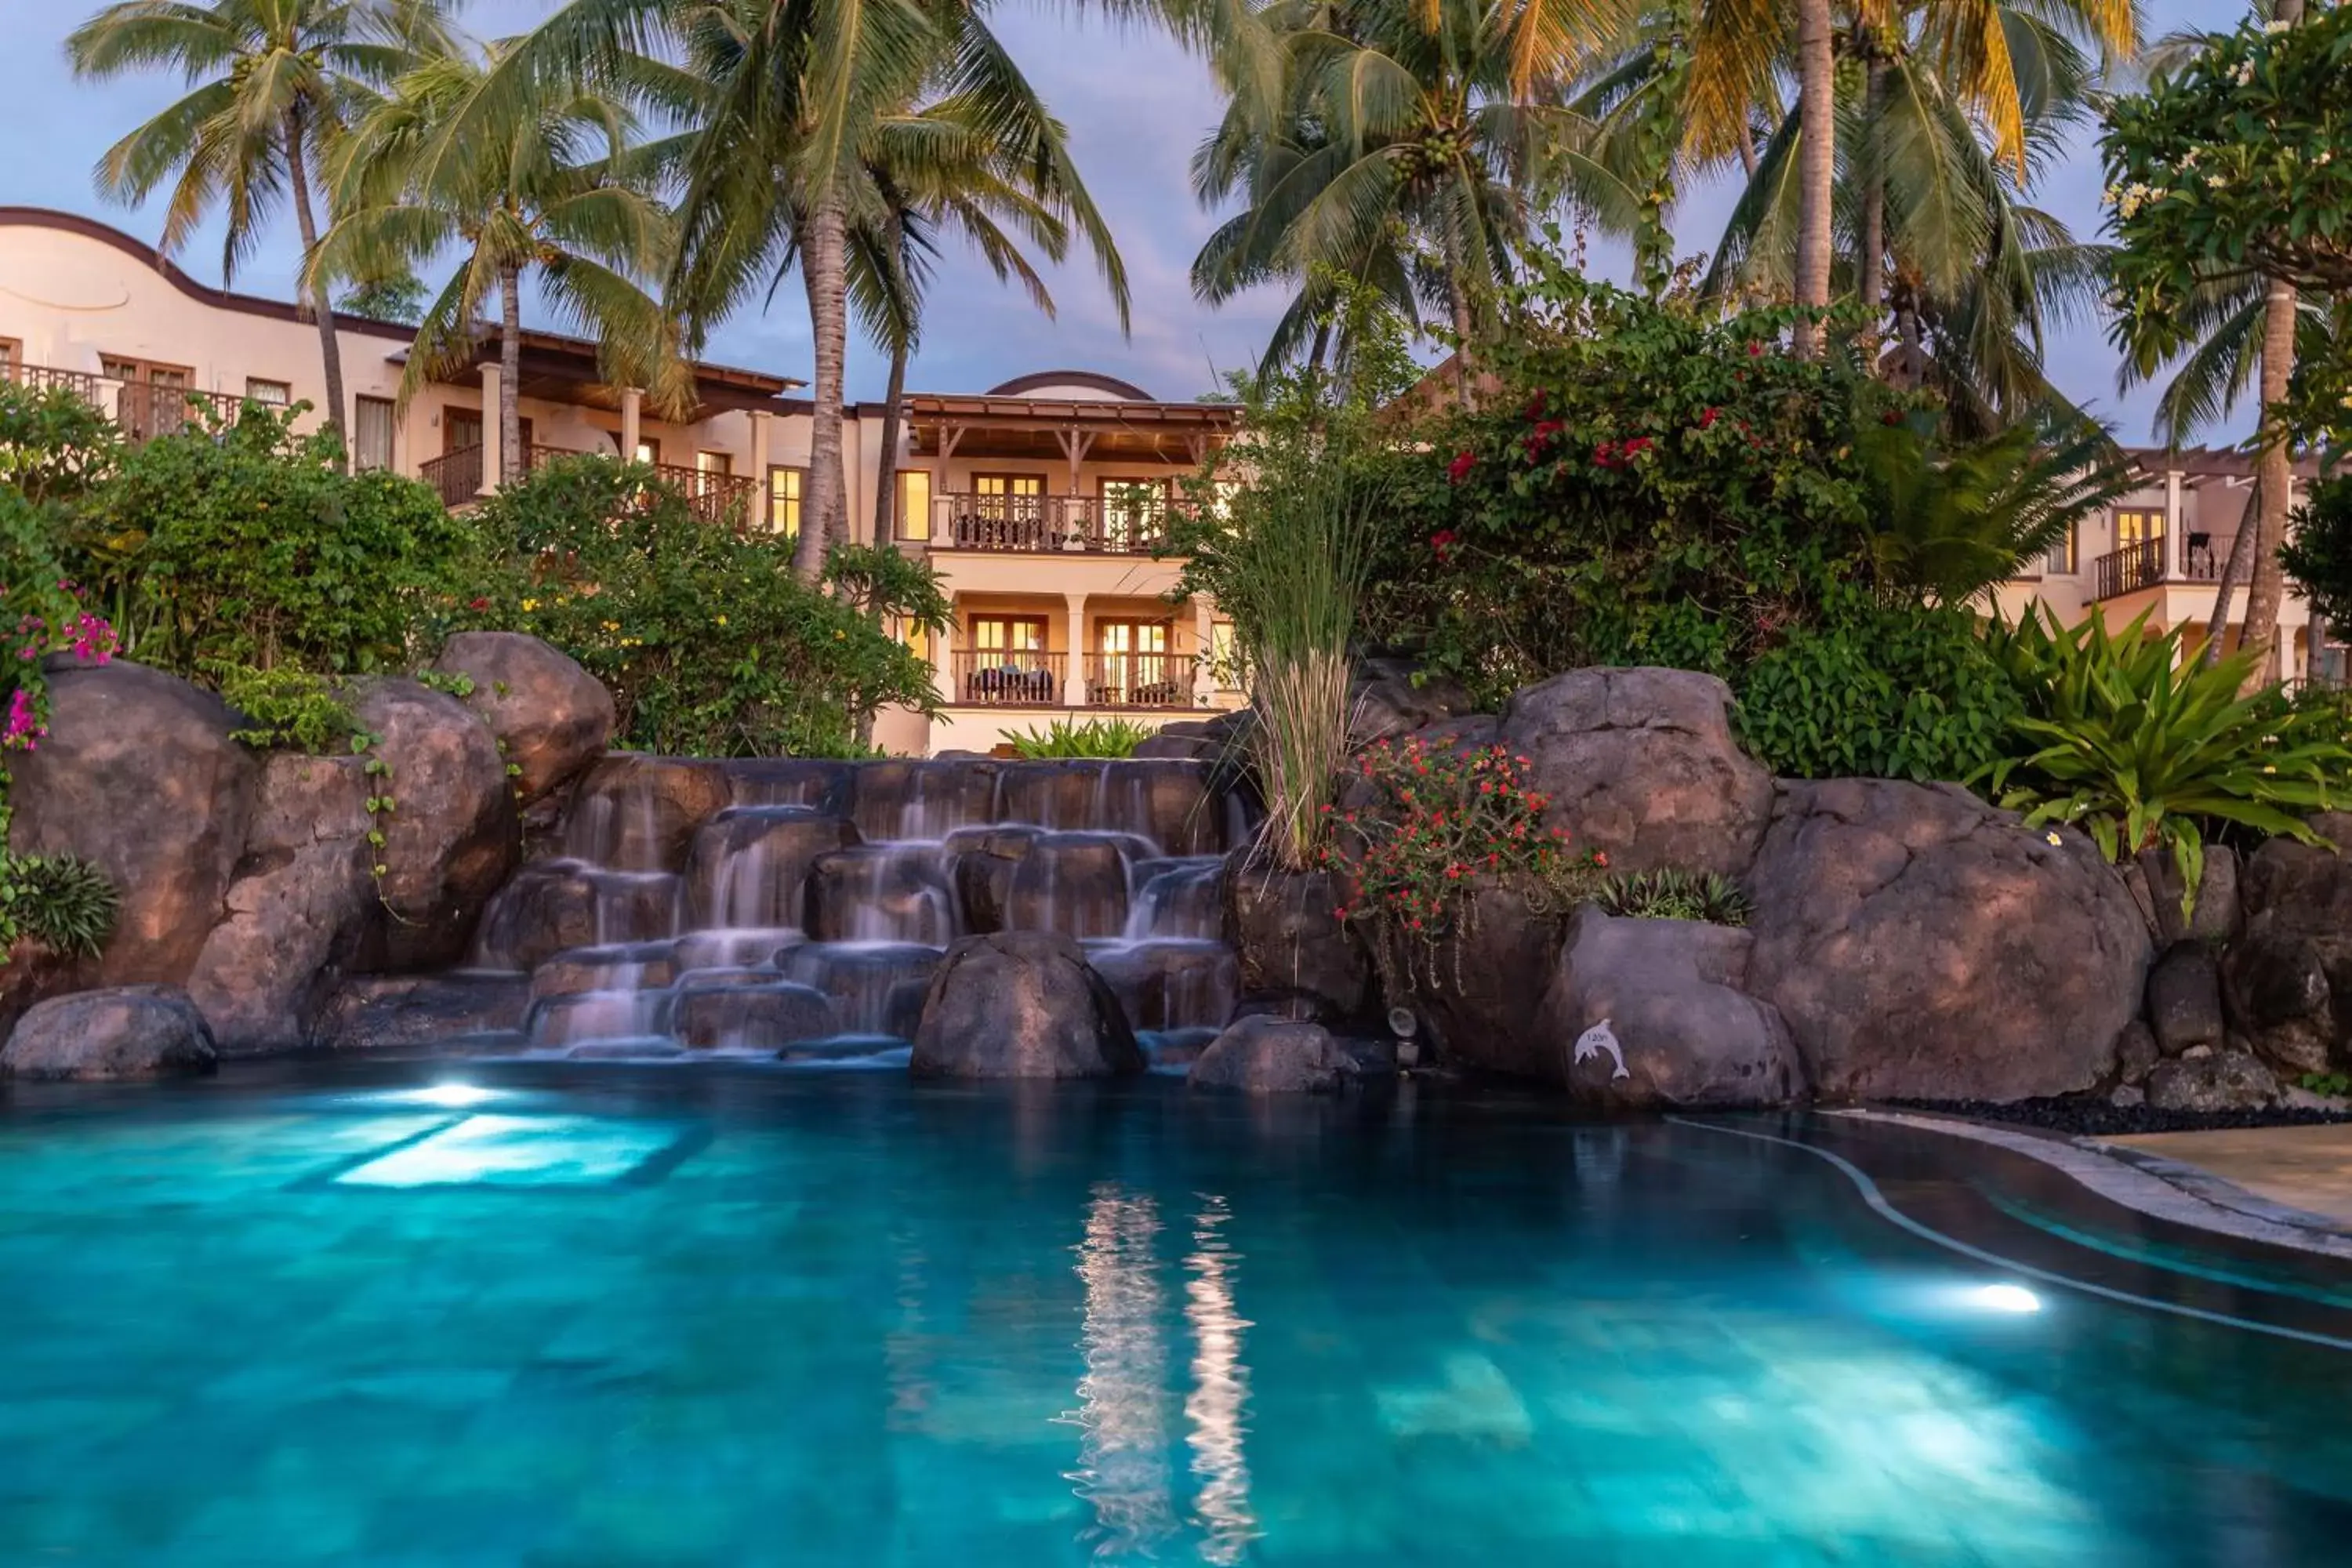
310, 38, 688, 485
1791, 0, 1834, 357
67, 0, 456, 453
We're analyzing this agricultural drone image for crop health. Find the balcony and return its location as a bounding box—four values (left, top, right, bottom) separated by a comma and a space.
929, 494, 1193, 555
949, 650, 1065, 706
2092, 535, 2228, 601
3, 361, 249, 441
421, 443, 758, 525
1083, 652, 1195, 709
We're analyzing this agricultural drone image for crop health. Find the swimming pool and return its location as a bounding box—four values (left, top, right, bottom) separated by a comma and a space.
2, 1063, 2347, 1565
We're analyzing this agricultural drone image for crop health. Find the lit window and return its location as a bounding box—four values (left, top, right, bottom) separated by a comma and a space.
353, 395, 396, 471
696, 450, 732, 475
898, 468, 932, 541
2045, 522, 2078, 577
768, 466, 804, 541
245, 377, 292, 406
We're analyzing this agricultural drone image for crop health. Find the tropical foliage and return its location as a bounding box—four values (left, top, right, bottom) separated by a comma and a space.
1982, 608, 2352, 915
999, 718, 1153, 760
1592, 868, 1753, 927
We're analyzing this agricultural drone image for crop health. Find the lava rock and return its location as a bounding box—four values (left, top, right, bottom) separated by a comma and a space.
910, 931, 1144, 1079
1351, 657, 1479, 746
531, 942, 680, 1001
1188, 1014, 1350, 1093
1417, 878, 1574, 1080
1537, 910, 1802, 1109
2147, 1051, 2281, 1113
1223, 860, 1371, 1026
948, 826, 1042, 933
428, 632, 614, 804
1495, 666, 1773, 877
309, 973, 532, 1051
671, 981, 837, 1050
348, 678, 521, 971
683, 808, 859, 930
9, 660, 256, 987
1003, 833, 1131, 938
2129, 844, 2242, 945
806, 847, 956, 945
2114, 1020, 2161, 1086
1744, 779, 2151, 1102
561, 754, 731, 873
0, 985, 216, 1080
2221, 931, 2336, 1076
2146, 941, 2226, 1058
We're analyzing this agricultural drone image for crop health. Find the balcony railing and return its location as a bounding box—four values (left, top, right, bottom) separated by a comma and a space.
421, 443, 758, 525
3, 361, 249, 442
2092, 535, 2230, 601
1083, 652, 1196, 709
949, 650, 1065, 706
930, 494, 1192, 555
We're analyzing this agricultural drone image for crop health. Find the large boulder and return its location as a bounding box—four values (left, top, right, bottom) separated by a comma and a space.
670, 979, 837, 1051
1536, 910, 1801, 1109
2220, 931, 2337, 1076
1495, 667, 1773, 877
1744, 779, 2151, 1102
1351, 657, 1479, 746
1416, 879, 1573, 1080
429, 632, 614, 805
1223, 860, 1372, 1025
909, 931, 1144, 1079
2147, 1050, 2281, 1113
183, 751, 374, 1052
9, 660, 256, 987
2128, 844, 2242, 946
309, 972, 532, 1051
1188, 1014, 1350, 1093
348, 679, 520, 971
2, 985, 216, 1081
2145, 940, 2227, 1059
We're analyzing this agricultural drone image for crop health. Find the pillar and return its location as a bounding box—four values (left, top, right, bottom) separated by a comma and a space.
1192, 597, 1217, 708
2164, 469, 2184, 579
477, 364, 502, 496
1062, 593, 1087, 707
749, 408, 773, 532
620, 386, 643, 465
931, 597, 956, 706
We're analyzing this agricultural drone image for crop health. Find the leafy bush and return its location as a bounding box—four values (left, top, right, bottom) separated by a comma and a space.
211, 663, 362, 753
0, 853, 122, 957
1737, 602, 2023, 782
470, 456, 938, 757
1000, 717, 1152, 758
0, 380, 121, 507
77, 401, 473, 675
1982, 607, 2352, 915
1326, 735, 1601, 942
1593, 869, 1754, 927
2281, 476, 2352, 632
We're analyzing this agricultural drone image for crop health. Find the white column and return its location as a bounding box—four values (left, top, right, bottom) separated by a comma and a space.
619, 387, 643, 463
1192, 597, 1216, 708
931, 595, 956, 705
2164, 469, 2184, 579
1063, 593, 1087, 707
477, 364, 502, 496
749, 408, 773, 532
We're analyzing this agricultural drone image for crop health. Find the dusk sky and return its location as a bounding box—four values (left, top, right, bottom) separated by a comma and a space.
2, 0, 2238, 440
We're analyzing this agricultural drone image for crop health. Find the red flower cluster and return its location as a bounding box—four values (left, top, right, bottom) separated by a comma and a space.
1523, 418, 1566, 462
1523, 389, 1548, 420
1697, 407, 1720, 430
1446, 450, 1476, 484
1592, 435, 1654, 470
1429, 528, 1458, 562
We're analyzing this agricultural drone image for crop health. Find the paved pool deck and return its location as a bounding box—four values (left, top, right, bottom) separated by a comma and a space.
2105, 1124, 2352, 1232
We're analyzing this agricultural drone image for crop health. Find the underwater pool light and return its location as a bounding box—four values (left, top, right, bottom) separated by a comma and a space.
408, 1082, 499, 1109
1974, 1283, 2042, 1315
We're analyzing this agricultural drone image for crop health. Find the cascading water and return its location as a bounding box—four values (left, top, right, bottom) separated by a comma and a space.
464, 757, 1250, 1068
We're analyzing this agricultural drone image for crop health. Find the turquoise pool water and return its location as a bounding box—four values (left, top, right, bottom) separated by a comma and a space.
3, 1064, 2350, 1566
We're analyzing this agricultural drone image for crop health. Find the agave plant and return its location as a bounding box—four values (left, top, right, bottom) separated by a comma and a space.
1592, 868, 1753, 927
1980, 607, 2352, 915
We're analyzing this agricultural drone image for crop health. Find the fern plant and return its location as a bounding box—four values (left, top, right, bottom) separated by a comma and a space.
0, 854, 121, 957
1593, 869, 1754, 927
1980, 606, 2352, 916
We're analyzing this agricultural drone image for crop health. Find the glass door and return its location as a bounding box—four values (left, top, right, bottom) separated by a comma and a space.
972, 474, 1046, 547
968, 615, 1054, 704
1098, 480, 1164, 551
1096, 620, 1171, 705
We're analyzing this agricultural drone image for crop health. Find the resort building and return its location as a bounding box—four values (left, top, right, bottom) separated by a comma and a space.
0, 205, 1244, 757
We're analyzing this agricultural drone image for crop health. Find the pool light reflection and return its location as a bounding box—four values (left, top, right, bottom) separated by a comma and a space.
408, 1082, 500, 1109
1974, 1283, 2042, 1315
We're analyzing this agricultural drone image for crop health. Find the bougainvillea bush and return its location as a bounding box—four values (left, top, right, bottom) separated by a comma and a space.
1372, 257, 1893, 706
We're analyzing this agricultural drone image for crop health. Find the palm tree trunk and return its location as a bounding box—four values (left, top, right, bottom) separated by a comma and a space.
499, 263, 524, 486
871, 335, 909, 543
1792, 0, 1836, 358
797, 196, 851, 583
1858, 57, 1887, 368
2233, 0, 2304, 691
2202, 476, 2258, 669
282, 105, 350, 462
1736, 119, 1759, 180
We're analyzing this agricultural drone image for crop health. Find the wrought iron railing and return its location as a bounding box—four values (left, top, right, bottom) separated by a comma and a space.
2, 361, 249, 441
2092, 537, 2165, 601
930, 494, 1190, 554
949, 650, 1065, 706
420, 445, 485, 507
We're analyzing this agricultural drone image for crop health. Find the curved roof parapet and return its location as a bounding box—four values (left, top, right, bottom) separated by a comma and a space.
982, 369, 1158, 401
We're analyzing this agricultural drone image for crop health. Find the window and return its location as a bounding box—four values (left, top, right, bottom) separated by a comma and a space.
2044, 522, 2078, 577
898, 468, 932, 541
353, 395, 396, 472
103, 354, 194, 439
245, 378, 292, 406
445, 408, 482, 455
1100, 478, 1164, 548
101, 354, 191, 388
973, 615, 1049, 654
898, 617, 932, 664
2114, 510, 2164, 551
634, 437, 663, 466
0, 339, 20, 377
768, 466, 804, 540
696, 450, 732, 475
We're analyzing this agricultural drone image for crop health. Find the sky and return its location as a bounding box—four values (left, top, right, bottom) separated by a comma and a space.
0, 0, 2246, 440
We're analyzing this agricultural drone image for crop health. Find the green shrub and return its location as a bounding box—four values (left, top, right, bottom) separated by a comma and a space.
0, 379, 121, 507
1592, 869, 1754, 927
77, 401, 475, 676
0, 853, 121, 957
1982, 607, 2352, 915
1736, 603, 2022, 782
211, 663, 362, 753
1000, 718, 1153, 759
469, 457, 938, 757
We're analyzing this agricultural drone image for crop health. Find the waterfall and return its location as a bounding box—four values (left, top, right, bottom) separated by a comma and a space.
468, 757, 1247, 1063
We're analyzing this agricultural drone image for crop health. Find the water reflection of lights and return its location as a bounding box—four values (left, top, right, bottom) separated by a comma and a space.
403, 1083, 500, 1109
1064, 1184, 1174, 1557
1973, 1283, 2042, 1315
1184, 1196, 1259, 1565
